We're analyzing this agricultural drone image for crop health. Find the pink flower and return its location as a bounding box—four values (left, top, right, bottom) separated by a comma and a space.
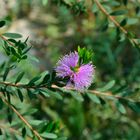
55, 52, 95, 91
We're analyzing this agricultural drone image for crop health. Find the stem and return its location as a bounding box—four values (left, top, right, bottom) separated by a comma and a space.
52, 85, 134, 103
0, 35, 15, 47
94, 0, 138, 46
0, 124, 21, 135
0, 81, 28, 88
89, 89, 133, 102
1, 97, 43, 140
0, 80, 135, 103
94, 0, 127, 34
0, 124, 32, 140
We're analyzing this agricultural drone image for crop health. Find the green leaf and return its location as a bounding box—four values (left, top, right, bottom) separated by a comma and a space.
0, 21, 6, 28
68, 90, 84, 102
55, 137, 67, 140
22, 127, 26, 137
120, 18, 127, 26
30, 120, 42, 126
24, 108, 38, 115
27, 89, 36, 100
0, 98, 3, 109
116, 101, 126, 114
8, 38, 17, 44
7, 107, 13, 124
17, 89, 24, 102
41, 132, 57, 139
28, 55, 39, 63
3, 33, 22, 38
78, 46, 93, 64
97, 80, 115, 92
39, 89, 50, 97
128, 101, 140, 113
110, 10, 128, 16
6, 91, 11, 103
15, 72, 25, 84
28, 76, 41, 86
119, 98, 140, 113
22, 55, 27, 60
101, 20, 108, 31
22, 46, 32, 55
87, 93, 100, 104
45, 121, 54, 132
40, 73, 50, 85
45, 89, 63, 100
3, 67, 10, 81
92, 3, 98, 13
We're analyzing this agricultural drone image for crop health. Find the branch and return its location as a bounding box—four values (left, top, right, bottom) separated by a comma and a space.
0, 81, 29, 88
0, 123, 21, 136
94, 0, 139, 47
0, 124, 32, 140
0, 96, 43, 140
0, 80, 135, 103
52, 85, 135, 103
0, 35, 15, 47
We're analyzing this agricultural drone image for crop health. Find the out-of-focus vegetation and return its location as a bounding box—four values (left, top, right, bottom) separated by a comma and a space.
0, 0, 140, 140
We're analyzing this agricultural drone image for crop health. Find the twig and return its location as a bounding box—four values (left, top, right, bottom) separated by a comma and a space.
0, 96, 43, 140
51, 85, 134, 102
0, 80, 134, 103
94, 0, 139, 47
0, 123, 21, 135
0, 81, 27, 88
0, 124, 32, 140
0, 35, 15, 47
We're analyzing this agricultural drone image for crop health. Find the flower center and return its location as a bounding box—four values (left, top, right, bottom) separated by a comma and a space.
70, 66, 79, 72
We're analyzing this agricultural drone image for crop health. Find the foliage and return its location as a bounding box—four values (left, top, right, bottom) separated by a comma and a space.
0, 0, 140, 140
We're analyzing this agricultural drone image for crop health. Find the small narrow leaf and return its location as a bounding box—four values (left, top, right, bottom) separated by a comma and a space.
120, 18, 127, 26
15, 72, 25, 84
3, 68, 10, 81
116, 101, 126, 114
41, 132, 57, 139
55, 137, 67, 140
17, 89, 24, 102
0, 21, 6, 28
27, 89, 36, 100
101, 21, 108, 31
68, 90, 84, 102
28, 55, 39, 63
39, 89, 50, 97
7, 108, 12, 124
97, 80, 115, 92
110, 10, 128, 16
0, 98, 3, 109
87, 93, 101, 104
28, 76, 41, 86
3, 33, 22, 38
22, 46, 32, 55
22, 127, 26, 137
45, 89, 63, 100
6, 92, 11, 103
128, 101, 140, 113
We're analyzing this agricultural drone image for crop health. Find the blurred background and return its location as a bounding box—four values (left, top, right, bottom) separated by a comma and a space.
0, 0, 140, 139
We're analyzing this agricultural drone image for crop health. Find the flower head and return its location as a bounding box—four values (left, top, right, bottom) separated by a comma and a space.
55, 51, 94, 91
